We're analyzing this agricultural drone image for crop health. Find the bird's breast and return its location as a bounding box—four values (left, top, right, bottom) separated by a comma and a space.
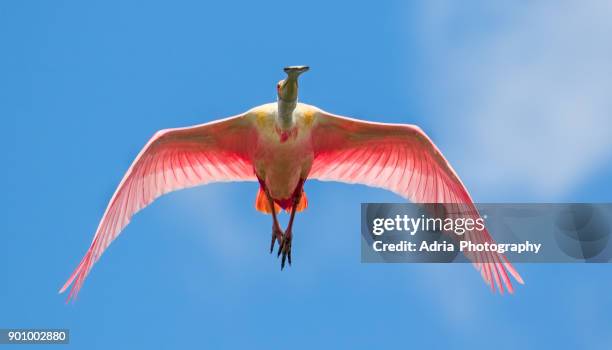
253, 130, 314, 200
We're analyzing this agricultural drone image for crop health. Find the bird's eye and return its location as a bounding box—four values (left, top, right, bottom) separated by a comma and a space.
277, 83, 281, 92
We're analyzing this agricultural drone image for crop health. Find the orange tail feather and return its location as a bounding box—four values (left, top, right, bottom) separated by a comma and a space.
286, 191, 308, 213
255, 188, 281, 214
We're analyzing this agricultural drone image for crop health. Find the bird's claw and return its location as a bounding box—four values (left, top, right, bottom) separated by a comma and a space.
270, 225, 283, 254
277, 231, 292, 270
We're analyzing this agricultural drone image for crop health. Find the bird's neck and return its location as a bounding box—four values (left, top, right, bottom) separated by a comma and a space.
277, 99, 297, 130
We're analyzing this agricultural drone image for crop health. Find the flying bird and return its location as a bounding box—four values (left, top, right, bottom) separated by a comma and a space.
61, 66, 524, 300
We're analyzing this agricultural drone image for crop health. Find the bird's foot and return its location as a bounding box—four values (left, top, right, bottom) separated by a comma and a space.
277, 230, 292, 270
270, 224, 284, 254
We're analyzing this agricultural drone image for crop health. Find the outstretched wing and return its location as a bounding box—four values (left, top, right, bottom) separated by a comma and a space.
61, 113, 257, 300
309, 110, 524, 293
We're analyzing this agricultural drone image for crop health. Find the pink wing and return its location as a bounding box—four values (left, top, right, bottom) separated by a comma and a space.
309, 110, 524, 293
60, 114, 257, 300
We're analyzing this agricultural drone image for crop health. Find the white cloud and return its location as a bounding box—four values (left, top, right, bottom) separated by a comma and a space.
416, 1, 612, 199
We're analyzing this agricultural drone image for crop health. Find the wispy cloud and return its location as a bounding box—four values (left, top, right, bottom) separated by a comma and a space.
416, 1, 612, 199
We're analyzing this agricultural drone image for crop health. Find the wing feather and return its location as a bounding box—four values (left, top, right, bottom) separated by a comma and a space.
60, 113, 257, 300
309, 110, 524, 293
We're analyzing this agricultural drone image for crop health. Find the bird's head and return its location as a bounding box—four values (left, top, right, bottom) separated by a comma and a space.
277, 65, 309, 102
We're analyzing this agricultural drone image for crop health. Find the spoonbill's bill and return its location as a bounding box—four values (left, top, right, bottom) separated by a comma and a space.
61, 66, 523, 300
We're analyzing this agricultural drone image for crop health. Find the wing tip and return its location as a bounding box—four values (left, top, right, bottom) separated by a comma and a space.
475, 259, 522, 295
59, 248, 94, 303
481, 261, 524, 295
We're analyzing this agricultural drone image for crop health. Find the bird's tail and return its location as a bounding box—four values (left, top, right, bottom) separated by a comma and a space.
290, 192, 308, 213
255, 188, 281, 214
254, 188, 309, 214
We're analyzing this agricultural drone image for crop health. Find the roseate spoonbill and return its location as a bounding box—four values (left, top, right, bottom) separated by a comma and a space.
60, 66, 523, 300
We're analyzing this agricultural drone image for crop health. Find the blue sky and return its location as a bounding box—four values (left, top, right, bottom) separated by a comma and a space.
3, 1, 612, 349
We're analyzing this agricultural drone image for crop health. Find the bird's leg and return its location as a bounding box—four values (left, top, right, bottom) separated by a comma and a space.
266, 190, 284, 254
278, 181, 304, 269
